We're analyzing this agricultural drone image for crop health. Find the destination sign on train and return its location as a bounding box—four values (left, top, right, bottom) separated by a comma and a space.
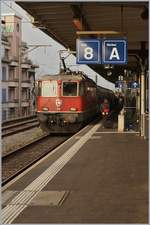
77, 39, 127, 64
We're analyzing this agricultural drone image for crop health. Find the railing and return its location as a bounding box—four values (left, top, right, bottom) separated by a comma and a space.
21, 59, 32, 64
22, 99, 30, 102
1, 34, 8, 41
21, 41, 28, 48
22, 80, 31, 83
2, 99, 19, 104
10, 56, 18, 62
8, 79, 19, 82
8, 99, 19, 103
2, 56, 10, 62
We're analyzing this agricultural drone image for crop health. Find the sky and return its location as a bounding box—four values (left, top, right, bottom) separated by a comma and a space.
1, 1, 115, 90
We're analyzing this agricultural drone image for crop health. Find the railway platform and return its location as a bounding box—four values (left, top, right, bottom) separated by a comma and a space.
2, 119, 148, 224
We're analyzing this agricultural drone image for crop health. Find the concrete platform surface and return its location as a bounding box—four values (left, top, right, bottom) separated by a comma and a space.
2, 120, 148, 224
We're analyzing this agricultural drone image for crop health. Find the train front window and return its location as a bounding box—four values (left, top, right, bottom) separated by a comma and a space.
62, 82, 77, 96
42, 80, 57, 97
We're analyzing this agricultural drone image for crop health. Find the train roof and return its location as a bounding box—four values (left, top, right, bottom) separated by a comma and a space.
38, 71, 96, 84
97, 85, 114, 93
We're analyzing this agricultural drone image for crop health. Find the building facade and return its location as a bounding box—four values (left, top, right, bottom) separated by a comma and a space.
1, 13, 38, 121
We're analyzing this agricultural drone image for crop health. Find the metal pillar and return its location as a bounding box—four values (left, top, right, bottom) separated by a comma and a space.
140, 67, 145, 137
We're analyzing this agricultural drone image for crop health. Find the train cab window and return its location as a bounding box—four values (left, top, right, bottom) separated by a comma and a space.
62, 82, 77, 96
42, 80, 57, 97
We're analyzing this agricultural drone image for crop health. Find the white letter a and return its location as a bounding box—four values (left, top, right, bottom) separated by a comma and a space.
109, 48, 120, 60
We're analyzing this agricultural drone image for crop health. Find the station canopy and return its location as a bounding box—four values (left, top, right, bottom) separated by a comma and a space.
17, 2, 148, 83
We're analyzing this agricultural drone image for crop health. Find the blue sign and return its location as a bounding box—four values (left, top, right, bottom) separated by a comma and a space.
102, 39, 127, 64
128, 81, 139, 89
115, 81, 124, 88
77, 39, 101, 64
132, 81, 139, 88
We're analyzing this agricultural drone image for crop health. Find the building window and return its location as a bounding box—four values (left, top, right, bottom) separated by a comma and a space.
2, 88, 7, 103
22, 107, 28, 116
9, 108, 16, 119
8, 87, 15, 101
5, 49, 9, 60
2, 67, 6, 81
9, 68, 16, 80
16, 23, 19, 32
2, 110, 7, 121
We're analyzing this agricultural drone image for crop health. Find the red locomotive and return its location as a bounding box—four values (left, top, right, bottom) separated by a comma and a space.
37, 71, 114, 133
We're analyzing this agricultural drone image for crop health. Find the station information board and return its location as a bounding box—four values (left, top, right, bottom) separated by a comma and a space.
77, 38, 127, 64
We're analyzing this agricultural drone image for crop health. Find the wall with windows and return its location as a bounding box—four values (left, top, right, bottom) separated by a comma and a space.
2, 15, 38, 121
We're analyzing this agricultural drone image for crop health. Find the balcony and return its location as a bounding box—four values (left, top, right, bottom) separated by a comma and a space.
2, 56, 10, 63
9, 56, 19, 67
21, 58, 32, 69
8, 102, 19, 107
8, 81, 19, 87
30, 64, 39, 69
2, 48, 10, 63
21, 41, 28, 50
22, 79, 30, 82
8, 78, 19, 82
1, 34, 8, 42
21, 82, 31, 88
8, 99, 19, 103
21, 101, 30, 107
2, 99, 19, 108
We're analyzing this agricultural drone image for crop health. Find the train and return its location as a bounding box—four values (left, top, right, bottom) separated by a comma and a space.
37, 70, 115, 133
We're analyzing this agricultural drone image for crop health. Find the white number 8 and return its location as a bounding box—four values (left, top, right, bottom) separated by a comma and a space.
84, 47, 93, 60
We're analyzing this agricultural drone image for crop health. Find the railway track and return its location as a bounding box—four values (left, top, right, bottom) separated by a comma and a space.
2, 117, 105, 186
2, 117, 39, 137
2, 134, 71, 186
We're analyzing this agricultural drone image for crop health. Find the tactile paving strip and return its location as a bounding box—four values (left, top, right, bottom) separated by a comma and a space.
3, 190, 69, 207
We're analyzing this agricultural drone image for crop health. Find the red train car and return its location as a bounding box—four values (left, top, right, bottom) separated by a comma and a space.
37, 71, 100, 133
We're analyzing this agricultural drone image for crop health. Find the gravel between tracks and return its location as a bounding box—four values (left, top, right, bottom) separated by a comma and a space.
2, 127, 46, 156
2, 135, 70, 184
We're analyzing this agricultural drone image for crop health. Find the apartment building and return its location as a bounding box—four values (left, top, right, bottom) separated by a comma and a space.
1, 13, 38, 121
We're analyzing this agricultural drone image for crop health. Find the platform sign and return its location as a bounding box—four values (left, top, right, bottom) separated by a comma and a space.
128, 81, 139, 89
132, 81, 139, 88
102, 39, 127, 64
115, 81, 124, 88
77, 39, 101, 64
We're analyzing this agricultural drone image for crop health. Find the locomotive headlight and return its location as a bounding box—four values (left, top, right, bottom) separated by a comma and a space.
70, 107, 77, 111
42, 107, 49, 111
